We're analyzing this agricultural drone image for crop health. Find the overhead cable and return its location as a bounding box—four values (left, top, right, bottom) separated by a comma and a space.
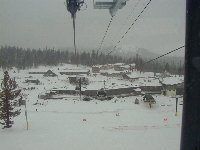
107, 0, 152, 55
142, 45, 185, 66
118, 0, 142, 37
96, 15, 115, 56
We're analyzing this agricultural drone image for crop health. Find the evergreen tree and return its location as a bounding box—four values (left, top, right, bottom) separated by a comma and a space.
164, 63, 170, 72
0, 71, 21, 129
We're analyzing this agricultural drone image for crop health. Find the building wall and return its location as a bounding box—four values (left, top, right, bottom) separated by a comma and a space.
114, 66, 123, 71
165, 89, 176, 97
162, 88, 176, 96
60, 72, 90, 75
140, 86, 162, 93
162, 83, 184, 96
92, 67, 100, 73
106, 87, 135, 96
69, 77, 77, 84
101, 65, 113, 70
29, 72, 46, 74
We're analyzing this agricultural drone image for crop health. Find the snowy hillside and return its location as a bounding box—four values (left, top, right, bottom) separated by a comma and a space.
113, 45, 184, 65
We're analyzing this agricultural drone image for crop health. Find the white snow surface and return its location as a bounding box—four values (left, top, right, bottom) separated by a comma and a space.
161, 76, 184, 85
0, 64, 183, 150
99, 68, 128, 74
126, 71, 155, 79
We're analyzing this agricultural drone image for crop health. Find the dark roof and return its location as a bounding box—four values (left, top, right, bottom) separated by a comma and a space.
25, 79, 40, 83
43, 70, 57, 77
143, 94, 154, 100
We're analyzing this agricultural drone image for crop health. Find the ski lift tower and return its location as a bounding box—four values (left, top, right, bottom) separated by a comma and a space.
66, 0, 84, 18
65, 0, 85, 66
93, 0, 129, 16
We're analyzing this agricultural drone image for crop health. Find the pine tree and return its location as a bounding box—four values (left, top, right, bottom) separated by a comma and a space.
0, 71, 21, 129
164, 63, 170, 72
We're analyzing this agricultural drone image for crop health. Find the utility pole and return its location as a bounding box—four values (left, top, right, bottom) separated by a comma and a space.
175, 97, 178, 116
24, 100, 29, 130
79, 78, 82, 100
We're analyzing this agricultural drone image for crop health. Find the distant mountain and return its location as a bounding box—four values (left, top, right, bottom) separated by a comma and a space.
59, 46, 184, 66
112, 45, 184, 66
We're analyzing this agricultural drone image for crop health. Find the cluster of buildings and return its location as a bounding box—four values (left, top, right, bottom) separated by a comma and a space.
24, 63, 184, 99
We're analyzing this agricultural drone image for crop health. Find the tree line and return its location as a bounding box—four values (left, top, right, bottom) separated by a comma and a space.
0, 46, 184, 74
0, 46, 123, 69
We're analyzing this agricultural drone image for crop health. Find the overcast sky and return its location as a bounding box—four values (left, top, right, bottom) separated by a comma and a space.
0, 0, 185, 56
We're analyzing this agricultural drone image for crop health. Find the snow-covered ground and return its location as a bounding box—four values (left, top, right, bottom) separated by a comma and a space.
0, 64, 183, 150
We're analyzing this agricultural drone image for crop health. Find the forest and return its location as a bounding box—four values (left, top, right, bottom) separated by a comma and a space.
0, 46, 184, 75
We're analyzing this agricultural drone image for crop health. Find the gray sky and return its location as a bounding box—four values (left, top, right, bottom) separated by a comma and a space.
0, 0, 185, 56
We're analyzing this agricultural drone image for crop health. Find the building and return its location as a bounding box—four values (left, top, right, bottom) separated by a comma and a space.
133, 88, 142, 95
100, 69, 129, 78
160, 71, 171, 78
140, 86, 163, 94
113, 63, 135, 71
100, 64, 113, 70
92, 66, 101, 73
29, 72, 46, 75
129, 63, 136, 71
60, 69, 90, 75
113, 63, 125, 71
123, 71, 154, 82
25, 79, 40, 85
68, 75, 89, 85
160, 76, 184, 96
43, 70, 57, 77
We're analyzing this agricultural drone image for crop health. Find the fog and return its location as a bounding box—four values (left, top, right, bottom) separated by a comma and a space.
0, 0, 185, 56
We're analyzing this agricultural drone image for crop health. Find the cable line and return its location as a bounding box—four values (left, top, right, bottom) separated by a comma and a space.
142, 45, 185, 66
96, 15, 115, 56
96, 0, 141, 57
107, 0, 152, 55
117, 0, 142, 37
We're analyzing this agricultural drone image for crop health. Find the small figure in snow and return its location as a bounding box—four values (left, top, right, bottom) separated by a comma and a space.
135, 98, 139, 104
116, 113, 120, 116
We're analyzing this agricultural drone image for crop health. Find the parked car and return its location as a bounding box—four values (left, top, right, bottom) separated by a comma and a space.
83, 96, 92, 101
97, 88, 107, 97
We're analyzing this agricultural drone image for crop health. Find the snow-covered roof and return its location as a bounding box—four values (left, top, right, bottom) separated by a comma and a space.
134, 88, 141, 92
126, 77, 162, 87
68, 74, 87, 78
122, 65, 131, 69
161, 76, 184, 85
92, 65, 103, 68
126, 72, 142, 79
61, 69, 90, 73
130, 63, 136, 66
100, 69, 128, 74
114, 63, 125, 66
155, 73, 161, 76
126, 71, 154, 79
